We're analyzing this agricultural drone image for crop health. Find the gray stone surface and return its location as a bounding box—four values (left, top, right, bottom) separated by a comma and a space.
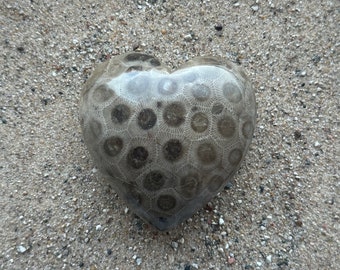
79, 52, 256, 231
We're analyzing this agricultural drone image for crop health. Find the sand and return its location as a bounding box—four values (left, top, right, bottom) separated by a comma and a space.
1, 1, 338, 269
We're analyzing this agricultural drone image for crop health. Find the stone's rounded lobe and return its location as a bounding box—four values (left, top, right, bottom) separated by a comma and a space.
163, 139, 183, 162
111, 104, 131, 124
80, 52, 256, 231
137, 108, 157, 130
191, 112, 209, 133
127, 146, 149, 169
104, 136, 123, 157
163, 102, 186, 127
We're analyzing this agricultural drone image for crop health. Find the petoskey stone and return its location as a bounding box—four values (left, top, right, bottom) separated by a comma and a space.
79, 52, 256, 231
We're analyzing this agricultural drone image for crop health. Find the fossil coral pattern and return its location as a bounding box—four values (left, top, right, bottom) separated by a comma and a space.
80, 53, 256, 230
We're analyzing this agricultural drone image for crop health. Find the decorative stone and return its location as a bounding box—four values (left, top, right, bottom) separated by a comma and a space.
80, 53, 256, 230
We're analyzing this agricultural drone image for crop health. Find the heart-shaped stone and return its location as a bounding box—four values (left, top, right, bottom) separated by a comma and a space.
80, 53, 256, 230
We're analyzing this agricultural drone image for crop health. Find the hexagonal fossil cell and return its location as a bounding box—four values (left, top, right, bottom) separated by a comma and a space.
217, 114, 236, 138
191, 83, 211, 101
162, 102, 186, 127
103, 136, 124, 157
241, 118, 254, 139
111, 103, 131, 124
137, 108, 157, 130
191, 112, 209, 133
178, 172, 201, 199
196, 142, 217, 165
162, 139, 184, 162
222, 81, 242, 103
127, 146, 149, 169
157, 194, 177, 211
142, 170, 166, 192
91, 84, 115, 103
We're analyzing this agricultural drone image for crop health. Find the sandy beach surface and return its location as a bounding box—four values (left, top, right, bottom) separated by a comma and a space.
1, 1, 338, 269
